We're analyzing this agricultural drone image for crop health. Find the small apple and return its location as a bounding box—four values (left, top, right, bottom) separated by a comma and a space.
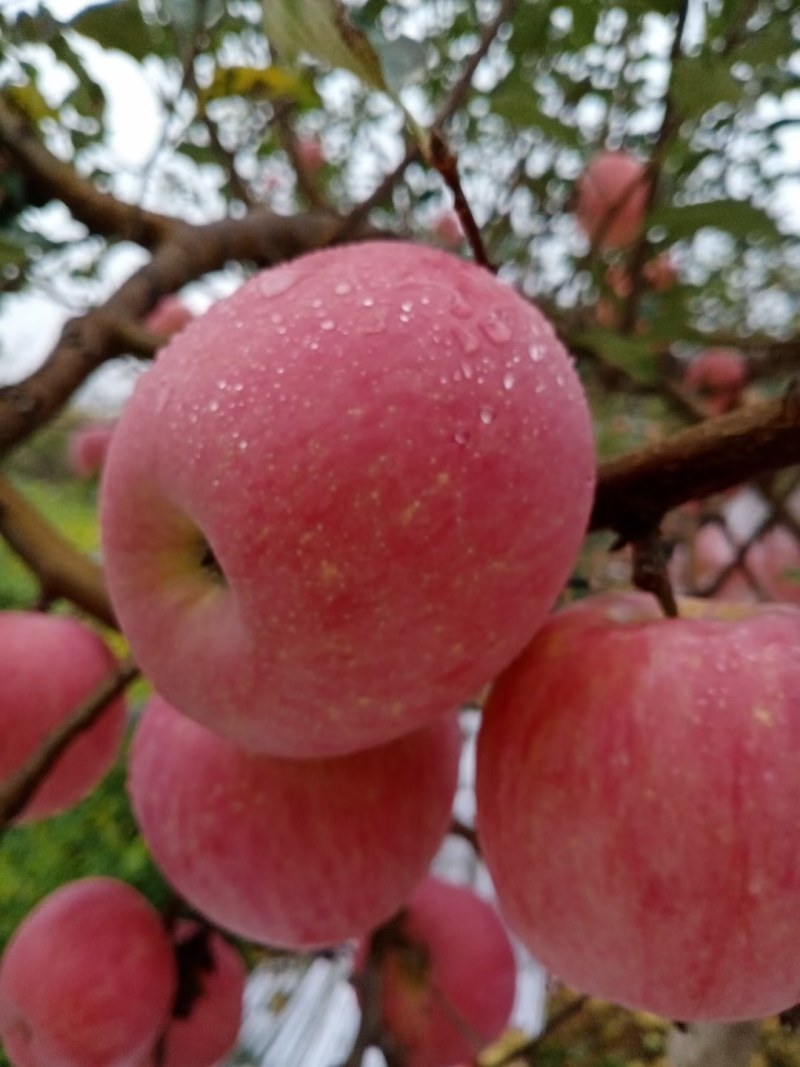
101, 240, 595, 758
138, 922, 245, 1067
295, 135, 325, 174
575, 151, 649, 249
128, 695, 461, 949
477, 590, 800, 1021
353, 877, 517, 1067
643, 252, 678, 292
145, 296, 193, 338
0, 611, 127, 823
67, 421, 116, 479
684, 348, 746, 415
432, 210, 463, 248
0, 877, 176, 1067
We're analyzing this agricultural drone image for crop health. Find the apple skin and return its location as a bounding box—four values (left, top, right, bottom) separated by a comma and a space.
476, 590, 800, 1022
128, 695, 461, 950
101, 240, 595, 758
138, 922, 245, 1067
575, 151, 648, 249
0, 877, 177, 1067
0, 612, 127, 823
67, 422, 115, 478
145, 296, 193, 338
353, 877, 517, 1067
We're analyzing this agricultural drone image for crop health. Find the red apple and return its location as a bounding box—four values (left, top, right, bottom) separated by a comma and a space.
643, 252, 678, 292
0, 877, 176, 1067
476, 590, 800, 1021
101, 241, 595, 758
295, 135, 325, 174
684, 348, 746, 415
138, 922, 245, 1067
0, 612, 127, 823
575, 151, 649, 249
145, 296, 193, 338
353, 877, 517, 1067
128, 695, 461, 949
67, 422, 115, 479
432, 211, 463, 248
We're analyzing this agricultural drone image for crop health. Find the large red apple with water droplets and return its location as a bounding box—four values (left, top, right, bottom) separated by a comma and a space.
477, 590, 800, 1021
129, 695, 460, 949
101, 241, 594, 757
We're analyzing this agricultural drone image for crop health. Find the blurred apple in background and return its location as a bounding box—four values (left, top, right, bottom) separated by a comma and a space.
683, 348, 746, 415
139, 921, 246, 1067
352, 877, 517, 1067
0, 877, 176, 1067
0, 612, 126, 823
295, 136, 325, 174
101, 240, 595, 758
432, 210, 463, 248
128, 695, 461, 950
477, 590, 800, 1021
67, 421, 116, 479
145, 295, 194, 338
575, 151, 649, 249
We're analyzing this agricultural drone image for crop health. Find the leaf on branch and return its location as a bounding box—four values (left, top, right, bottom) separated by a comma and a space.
578, 330, 663, 386
671, 57, 742, 118
262, 0, 427, 102
69, 0, 157, 60
4, 83, 58, 123
651, 200, 783, 242
199, 65, 321, 109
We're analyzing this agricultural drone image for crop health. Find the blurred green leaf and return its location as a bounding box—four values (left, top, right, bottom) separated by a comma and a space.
671, 57, 742, 117
69, 0, 157, 60
200, 64, 321, 109
578, 330, 662, 385
651, 200, 782, 242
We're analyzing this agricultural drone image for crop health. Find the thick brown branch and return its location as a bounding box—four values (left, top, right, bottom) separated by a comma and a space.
591, 392, 800, 541
0, 475, 115, 626
0, 656, 139, 828
0, 93, 174, 248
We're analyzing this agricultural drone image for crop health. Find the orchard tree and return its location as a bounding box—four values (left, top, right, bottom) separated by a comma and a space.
1, 1, 800, 1066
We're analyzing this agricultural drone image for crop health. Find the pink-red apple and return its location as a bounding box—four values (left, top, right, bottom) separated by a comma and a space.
0, 612, 126, 823
353, 877, 516, 1067
101, 241, 595, 758
67, 421, 116, 479
684, 348, 746, 415
128, 695, 461, 949
432, 210, 463, 248
145, 296, 193, 338
477, 590, 800, 1021
295, 135, 325, 174
575, 151, 649, 249
0, 877, 176, 1067
139, 922, 245, 1067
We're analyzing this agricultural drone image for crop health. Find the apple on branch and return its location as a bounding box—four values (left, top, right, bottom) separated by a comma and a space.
0, 611, 126, 823
352, 877, 517, 1067
128, 695, 461, 950
575, 151, 649, 250
0, 878, 176, 1067
67, 421, 116, 479
101, 240, 595, 758
476, 590, 800, 1022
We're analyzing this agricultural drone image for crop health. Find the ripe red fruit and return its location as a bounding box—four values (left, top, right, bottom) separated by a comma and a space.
138, 922, 246, 1067
575, 151, 649, 249
353, 877, 517, 1067
128, 696, 461, 949
145, 296, 193, 338
0, 878, 176, 1067
101, 241, 595, 758
67, 422, 115, 478
477, 591, 800, 1021
0, 612, 126, 823
684, 348, 746, 415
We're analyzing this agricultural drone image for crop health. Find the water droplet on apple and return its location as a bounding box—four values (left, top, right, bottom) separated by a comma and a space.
454, 430, 470, 445
461, 361, 474, 380
362, 297, 375, 308
535, 383, 546, 394
257, 271, 297, 298
479, 406, 495, 425
400, 301, 413, 313
450, 290, 473, 319
208, 400, 220, 413
453, 326, 479, 354
503, 372, 515, 390
320, 320, 335, 331
529, 344, 545, 362
480, 314, 512, 344
334, 282, 352, 295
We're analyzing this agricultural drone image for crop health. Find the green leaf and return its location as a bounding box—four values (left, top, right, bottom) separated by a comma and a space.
671, 57, 742, 118
69, 0, 156, 60
262, 0, 386, 92
200, 65, 321, 109
650, 200, 782, 242
577, 330, 662, 385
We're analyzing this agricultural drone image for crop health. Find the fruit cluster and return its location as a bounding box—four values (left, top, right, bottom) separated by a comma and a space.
2, 240, 800, 1067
